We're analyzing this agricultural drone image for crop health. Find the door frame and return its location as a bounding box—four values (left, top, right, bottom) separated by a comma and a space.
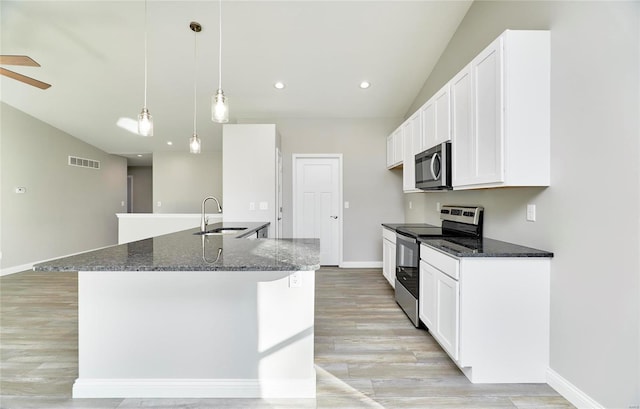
292, 154, 343, 266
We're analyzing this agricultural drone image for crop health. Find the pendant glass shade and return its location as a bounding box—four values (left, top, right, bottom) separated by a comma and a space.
138, 107, 153, 137
212, 89, 229, 123
189, 133, 201, 154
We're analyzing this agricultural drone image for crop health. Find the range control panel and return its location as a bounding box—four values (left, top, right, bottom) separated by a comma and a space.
440, 205, 484, 226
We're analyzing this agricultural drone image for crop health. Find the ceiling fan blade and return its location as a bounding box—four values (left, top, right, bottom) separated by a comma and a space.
0, 55, 40, 67
0, 67, 51, 89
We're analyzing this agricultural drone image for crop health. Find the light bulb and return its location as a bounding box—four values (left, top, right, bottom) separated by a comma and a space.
138, 108, 153, 136
189, 133, 201, 154
211, 89, 229, 123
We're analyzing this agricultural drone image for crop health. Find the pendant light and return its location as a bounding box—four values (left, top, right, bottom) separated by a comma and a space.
211, 0, 229, 123
137, 0, 153, 136
189, 22, 202, 154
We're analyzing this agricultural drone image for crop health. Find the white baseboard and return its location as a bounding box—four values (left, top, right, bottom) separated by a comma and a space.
339, 261, 383, 269
547, 368, 604, 409
0, 262, 34, 277
72, 377, 316, 399
0, 244, 114, 277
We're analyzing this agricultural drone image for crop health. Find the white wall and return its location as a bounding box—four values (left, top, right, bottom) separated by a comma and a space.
222, 124, 279, 237
152, 151, 222, 213
239, 118, 405, 264
128, 166, 152, 213
0, 102, 127, 273
404, 2, 639, 408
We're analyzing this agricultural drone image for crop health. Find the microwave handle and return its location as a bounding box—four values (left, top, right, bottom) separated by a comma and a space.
430, 152, 440, 180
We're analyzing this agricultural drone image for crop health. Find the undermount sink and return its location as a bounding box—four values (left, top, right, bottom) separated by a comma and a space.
193, 227, 247, 236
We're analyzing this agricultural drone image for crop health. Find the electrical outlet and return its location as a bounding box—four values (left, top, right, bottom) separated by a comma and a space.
121, 201, 125, 207
344, 201, 349, 209
249, 202, 255, 210
526, 204, 536, 222
259, 202, 268, 210
289, 272, 302, 288
409, 201, 413, 209
157, 201, 162, 207
15, 187, 26, 194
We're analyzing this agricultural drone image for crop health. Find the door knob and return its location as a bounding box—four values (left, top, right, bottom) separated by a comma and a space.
330, 215, 338, 219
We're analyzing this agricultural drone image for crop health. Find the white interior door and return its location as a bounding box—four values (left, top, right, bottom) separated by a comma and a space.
293, 155, 342, 266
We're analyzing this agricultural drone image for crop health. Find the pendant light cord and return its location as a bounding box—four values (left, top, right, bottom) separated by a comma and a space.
143, 0, 148, 108
218, 0, 222, 90
193, 28, 198, 134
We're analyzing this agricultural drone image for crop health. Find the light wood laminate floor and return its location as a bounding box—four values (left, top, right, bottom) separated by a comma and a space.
0, 267, 574, 409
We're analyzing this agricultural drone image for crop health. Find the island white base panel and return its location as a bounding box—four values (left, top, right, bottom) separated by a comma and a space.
76, 270, 316, 399
72, 377, 316, 399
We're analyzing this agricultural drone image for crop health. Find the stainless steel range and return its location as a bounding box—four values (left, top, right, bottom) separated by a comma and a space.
394, 205, 484, 327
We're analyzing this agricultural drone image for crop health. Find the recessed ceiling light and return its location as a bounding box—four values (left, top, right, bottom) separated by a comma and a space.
167, 141, 173, 146
360, 81, 371, 89
137, 154, 143, 157
274, 81, 285, 90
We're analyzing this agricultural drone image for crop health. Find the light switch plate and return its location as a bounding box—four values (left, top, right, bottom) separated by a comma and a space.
526, 204, 536, 222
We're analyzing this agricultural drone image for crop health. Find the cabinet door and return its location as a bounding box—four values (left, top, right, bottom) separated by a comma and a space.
419, 261, 436, 330
420, 100, 436, 151
402, 114, 421, 192
386, 135, 394, 168
382, 239, 396, 288
472, 36, 504, 184
393, 128, 404, 165
451, 64, 474, 186
411, 111, 423, 155
434, 84, 451, 144
435, 270, 459, 361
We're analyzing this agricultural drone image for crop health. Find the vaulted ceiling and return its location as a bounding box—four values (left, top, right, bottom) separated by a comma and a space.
1, 1, 471, 164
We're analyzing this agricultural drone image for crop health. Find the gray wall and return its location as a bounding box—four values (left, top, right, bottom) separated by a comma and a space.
246, 118, 405, 264
152, 151, 222, 213
404, 2, 639, 408
0, 102, 127, 271
127, 166, 152, 213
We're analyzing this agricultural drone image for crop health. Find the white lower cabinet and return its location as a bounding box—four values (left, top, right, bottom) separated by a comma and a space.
418, 261, 436, 332
419, 244, 550, 383
382, 228, 396, 288
434, 269, 459, 361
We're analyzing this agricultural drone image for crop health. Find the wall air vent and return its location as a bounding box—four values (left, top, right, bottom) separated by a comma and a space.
68, 156, 100, 170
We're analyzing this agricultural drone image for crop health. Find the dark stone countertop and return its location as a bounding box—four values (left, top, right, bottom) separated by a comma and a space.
33, 222, 321, 272
382, 223, 553, 258
419, 236, 553, 258
382, 223, 438, 230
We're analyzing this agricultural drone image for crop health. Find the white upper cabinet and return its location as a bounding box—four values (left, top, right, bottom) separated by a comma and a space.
434, 84, 451, 146
402, 113, 421, 192
420, 99, 436, 151
421, 83, 451, 152
389, 30, 550, 191
386, 127, 403, 169
451, 65, 474, 186
452, 30, 550, 189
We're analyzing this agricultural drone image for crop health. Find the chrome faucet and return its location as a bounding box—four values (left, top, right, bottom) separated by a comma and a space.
201, 196, 222, 232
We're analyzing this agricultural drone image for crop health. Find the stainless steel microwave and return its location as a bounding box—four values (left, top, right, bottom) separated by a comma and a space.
415, 142, 452, 190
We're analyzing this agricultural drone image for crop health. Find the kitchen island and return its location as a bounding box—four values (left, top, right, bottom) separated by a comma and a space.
33, 222, 320, 399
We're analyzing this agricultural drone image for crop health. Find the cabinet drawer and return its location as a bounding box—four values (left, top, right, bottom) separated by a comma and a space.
382, 227, 396, 243
420, 244, 459, 280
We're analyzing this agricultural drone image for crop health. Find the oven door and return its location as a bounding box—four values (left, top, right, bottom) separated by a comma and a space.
395, 233, 419, 297
415, 142, 452, 190
395, 232, 420, 327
